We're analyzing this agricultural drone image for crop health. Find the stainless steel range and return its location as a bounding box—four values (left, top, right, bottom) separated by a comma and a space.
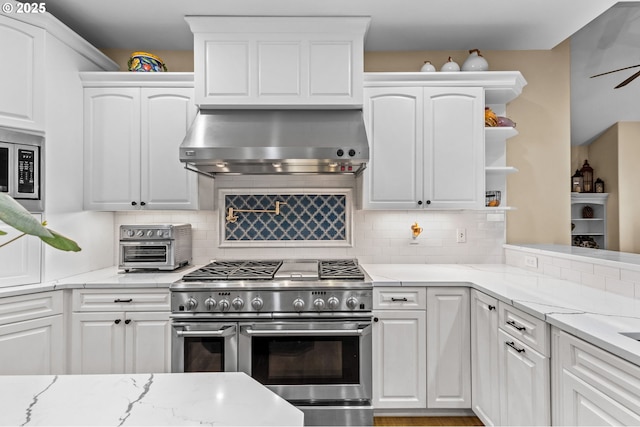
170, 259, 373, 426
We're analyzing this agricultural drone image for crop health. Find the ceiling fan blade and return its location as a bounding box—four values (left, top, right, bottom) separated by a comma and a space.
590, 64, 640, 78
615, 69, 640, 88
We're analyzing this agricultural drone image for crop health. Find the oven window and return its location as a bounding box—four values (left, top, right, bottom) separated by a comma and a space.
0, 147, 8, 192
184, 337, 224, 372
122, 245, 168, 263
251, 336, 359, 385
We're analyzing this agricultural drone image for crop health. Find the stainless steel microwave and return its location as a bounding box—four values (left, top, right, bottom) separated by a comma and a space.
0, 128, 43, 212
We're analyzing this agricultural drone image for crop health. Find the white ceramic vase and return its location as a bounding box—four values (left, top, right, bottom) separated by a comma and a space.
440, 56, 460, 71
461, 49, 489, 71
420, 61, 436, 72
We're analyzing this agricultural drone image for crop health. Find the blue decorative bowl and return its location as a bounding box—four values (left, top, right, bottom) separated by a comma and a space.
128, 51, 167, 72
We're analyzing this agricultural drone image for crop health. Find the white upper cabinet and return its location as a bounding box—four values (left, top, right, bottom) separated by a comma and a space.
186, 17, 370, 108
363, 72, 525, 210
363, 85, 483, 209
82, 74, 198, 211
0, 15, 45, 132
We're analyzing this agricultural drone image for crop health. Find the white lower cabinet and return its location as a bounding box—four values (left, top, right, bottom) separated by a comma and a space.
470, 290, 500, 426
372, 287, 426, 408
0, 291, 63, 374
426, 287, 470, 408
552, 327, 640, 425
69, 289, 171, 374
498, 326, 550, 425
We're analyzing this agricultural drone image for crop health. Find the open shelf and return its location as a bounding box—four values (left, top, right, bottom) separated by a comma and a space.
485, 127, 518, 143
485, 166, 518, 174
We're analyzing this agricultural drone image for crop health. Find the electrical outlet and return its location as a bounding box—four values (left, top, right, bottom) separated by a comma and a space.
456, 228, 466, 243
524, 255, 538, 268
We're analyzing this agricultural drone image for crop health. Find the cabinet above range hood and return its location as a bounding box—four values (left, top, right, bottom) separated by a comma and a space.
180, 16, 371, 176
180, 109, 369, 175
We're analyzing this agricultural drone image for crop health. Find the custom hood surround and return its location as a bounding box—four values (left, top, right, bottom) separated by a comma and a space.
180, 16, 371, 176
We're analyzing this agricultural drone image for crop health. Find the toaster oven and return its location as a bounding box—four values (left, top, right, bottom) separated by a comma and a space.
119, 224, 192, 271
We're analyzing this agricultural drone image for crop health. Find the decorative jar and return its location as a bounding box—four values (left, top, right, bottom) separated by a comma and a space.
128, 52, 167, 72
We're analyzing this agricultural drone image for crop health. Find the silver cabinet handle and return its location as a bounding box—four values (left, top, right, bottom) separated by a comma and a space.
176, 327, 236, 337
506, 320, 526, 331
505, 341, 525, 353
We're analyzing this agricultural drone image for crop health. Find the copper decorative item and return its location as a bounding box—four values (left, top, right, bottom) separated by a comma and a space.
411, 222, 423, 238
580, 160, 594, 192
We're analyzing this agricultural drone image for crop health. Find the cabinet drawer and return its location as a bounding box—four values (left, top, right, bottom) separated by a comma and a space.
72, 289, 170, 312
558, 329, 640, 416
499, 301, 549, 356
0, 291, 62, 326
374, 287, 426, 310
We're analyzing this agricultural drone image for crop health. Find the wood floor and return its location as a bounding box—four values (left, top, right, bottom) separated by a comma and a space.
374, 416, 483, 426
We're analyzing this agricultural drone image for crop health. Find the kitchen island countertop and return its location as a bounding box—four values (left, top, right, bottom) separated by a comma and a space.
0, 372, 303, 426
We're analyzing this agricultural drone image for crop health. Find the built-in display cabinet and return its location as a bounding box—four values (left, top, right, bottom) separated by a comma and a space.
363, 72, 526, 210
81, 73, 199, 211
571, 193, 609, 249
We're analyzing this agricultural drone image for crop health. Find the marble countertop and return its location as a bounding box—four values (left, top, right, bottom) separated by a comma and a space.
0, 372, 303, 426
362, 263, 640, 367
0, 264, 203, 298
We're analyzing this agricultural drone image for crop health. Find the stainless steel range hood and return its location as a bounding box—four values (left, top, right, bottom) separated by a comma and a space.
179, 109, 369, 175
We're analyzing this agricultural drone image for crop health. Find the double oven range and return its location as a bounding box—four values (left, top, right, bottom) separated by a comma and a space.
170, 259, 373, 426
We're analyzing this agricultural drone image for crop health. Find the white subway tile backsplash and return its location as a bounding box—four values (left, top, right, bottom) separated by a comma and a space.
581, 272, 606, 290
604, 278, 635, 298
593, 265, 620, 279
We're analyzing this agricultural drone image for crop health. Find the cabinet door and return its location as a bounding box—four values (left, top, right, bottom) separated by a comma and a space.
470, 290, 500, 426
498, 329, 550, 425
124, 311, 172, 374
372, 310, 426, 408
83, 88, 141, 210
70, 312, 126, 374
140, 88, 198, 210
0, 16, 44, 131
426, 287, 471, 408
423, 87, 484, 209
560, 371, 640, 426
0, 215, 41, 286
0, 315, 63, 374
362, 87, 423, 209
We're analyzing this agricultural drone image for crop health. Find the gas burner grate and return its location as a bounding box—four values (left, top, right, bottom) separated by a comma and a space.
182, 260, 283, 281
319, 259, 365, 280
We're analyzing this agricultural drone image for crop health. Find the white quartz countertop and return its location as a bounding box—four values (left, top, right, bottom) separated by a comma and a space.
361, 263, 640, 367
0, 372, 303, 426
0, 265, 203, 298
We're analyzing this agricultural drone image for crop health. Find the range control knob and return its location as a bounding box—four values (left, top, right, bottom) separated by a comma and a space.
219, 299, 230, 312
232, 297, 244, 311
336, 149, 344, 157
293, 298, 305, 312
157, 230, 164, 237
186, 298, 198, 311
204, 298, 217, 311
126, 229, 135, 237
313, 298, 325, 311
327, 296, 340, 310
348, 149, 356, 157
251, 297, 264, 311
136, 230, 144, 237
346, 297, 358, 310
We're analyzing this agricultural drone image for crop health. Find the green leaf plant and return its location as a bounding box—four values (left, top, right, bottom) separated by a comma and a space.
0, 193, 81, 252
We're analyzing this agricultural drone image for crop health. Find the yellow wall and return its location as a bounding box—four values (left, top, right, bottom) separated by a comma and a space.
102, 45, 572, 245
618, 122, 640, 253
586, 124, 619, 250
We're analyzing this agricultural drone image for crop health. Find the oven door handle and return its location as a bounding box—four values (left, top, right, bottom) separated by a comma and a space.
176, 326, 236, 337
242, 324, 372, 337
